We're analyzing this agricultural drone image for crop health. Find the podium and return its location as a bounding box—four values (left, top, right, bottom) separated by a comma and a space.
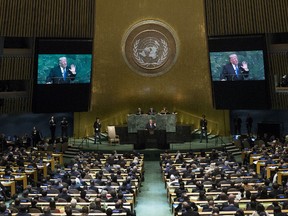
135, 130, 168, 150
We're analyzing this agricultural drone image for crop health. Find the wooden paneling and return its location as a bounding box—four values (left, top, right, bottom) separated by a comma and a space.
0, 0, 95, 114
0, 0, 35, 36
205, 0, 288, 36
205, 0, 288, 109
268, 52, 288, 109
0, 57, 33, 80
0, 97, 32, 113
0, 0, 94, 37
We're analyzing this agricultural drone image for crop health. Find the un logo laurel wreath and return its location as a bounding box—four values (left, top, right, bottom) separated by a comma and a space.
133, 39, 168, 68
122, 20, 179, 77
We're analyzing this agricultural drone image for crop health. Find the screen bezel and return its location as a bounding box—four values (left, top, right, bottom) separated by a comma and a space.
32, 38, 93, 113
208, 35, 270, 109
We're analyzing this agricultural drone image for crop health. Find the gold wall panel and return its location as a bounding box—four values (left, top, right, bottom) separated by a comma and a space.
74, 0, 230, 138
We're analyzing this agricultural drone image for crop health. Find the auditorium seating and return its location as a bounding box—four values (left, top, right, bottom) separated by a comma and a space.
160, 143, 288, 216
1, 148, 143, 215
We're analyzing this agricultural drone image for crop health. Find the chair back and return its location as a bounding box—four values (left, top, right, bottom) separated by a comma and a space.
29, 208, 42, 213
107, 125, 120, 145
107, 126, 116, 138
62, 142, 68, 153
55, 142, 62, 153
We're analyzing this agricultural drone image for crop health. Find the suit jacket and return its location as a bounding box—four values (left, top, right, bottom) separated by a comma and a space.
222, 204, 239, 211
93, 122, 101, 133
200, 118, 207, 131
31, 129, 41, 143
145, 122, 156, 134
220, 63, 249, 81
46, 66, 76, 84
182, 209, 200, 216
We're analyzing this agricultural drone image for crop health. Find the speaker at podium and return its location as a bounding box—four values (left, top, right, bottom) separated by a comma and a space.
134, 130, 168, 150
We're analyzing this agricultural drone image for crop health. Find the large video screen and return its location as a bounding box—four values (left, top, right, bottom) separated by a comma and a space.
210, 50, 265, 81
208, 35, 270, 109
37, 54, 92, 84
33, 38, 92, 113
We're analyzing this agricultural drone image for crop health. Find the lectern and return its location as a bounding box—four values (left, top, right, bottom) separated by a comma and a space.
134, 130, 168, 150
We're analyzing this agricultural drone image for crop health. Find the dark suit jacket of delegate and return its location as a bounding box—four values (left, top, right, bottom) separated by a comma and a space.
46, 65, 76, 84
146, 122, 156, 131
200, 118, 207, 131
220, 63, 249, 81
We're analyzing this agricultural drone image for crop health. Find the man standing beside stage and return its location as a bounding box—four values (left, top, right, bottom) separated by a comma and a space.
31, 126, 41, 147
200, 115, 208, 143
49, 116, 56, 143
60, 117, 69, 139
246, 114, 253, 135
93, 117, 102, 144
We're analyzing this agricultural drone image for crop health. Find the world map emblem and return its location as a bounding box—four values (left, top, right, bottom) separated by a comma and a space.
122, 20, 179, 77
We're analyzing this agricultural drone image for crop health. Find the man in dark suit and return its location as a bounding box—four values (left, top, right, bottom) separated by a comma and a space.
93, 117, 101, 144
60, 117, 69, 139
200, 115, 208, 143
31, 126, 41, 147
57, 188, 71, 202
221, 196, 239, 211
147, 107, 156, 115
136, 107, 143, 115
146, 119, 156, 135
46, 57, 76, 84
220, 53, 249, 81
49, 116, 56, 143
181, 201, 200, 216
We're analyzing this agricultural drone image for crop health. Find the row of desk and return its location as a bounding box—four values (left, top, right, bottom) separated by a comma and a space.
0, 153, 63, 196
249, 153, 288, 185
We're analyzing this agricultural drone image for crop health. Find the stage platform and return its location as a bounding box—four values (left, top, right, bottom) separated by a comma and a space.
65, 136, 230, 161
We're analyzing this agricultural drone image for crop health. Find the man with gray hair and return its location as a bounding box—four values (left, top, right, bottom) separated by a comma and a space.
46, 56, 77, 84
220, 53, 249, 81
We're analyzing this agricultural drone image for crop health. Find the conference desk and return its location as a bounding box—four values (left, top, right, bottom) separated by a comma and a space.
0, 174, 27, 196
127, 114, 176, 133
1, 179, 16, 196
277, 170, 288, 185
52, 153, 63, 165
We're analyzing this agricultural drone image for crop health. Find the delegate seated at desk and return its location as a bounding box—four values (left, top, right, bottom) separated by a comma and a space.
146, 119, 156, 135
136, 108, 143, 115
160, 107, 170, 114
147, 107, 157, 115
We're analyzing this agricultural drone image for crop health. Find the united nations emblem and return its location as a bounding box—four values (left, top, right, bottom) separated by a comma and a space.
122, 20, 179, 77
133, 35, 168, 69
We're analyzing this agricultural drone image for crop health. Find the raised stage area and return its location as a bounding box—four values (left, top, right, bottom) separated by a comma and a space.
115, 124, 197, 145
67, 135, 229, 161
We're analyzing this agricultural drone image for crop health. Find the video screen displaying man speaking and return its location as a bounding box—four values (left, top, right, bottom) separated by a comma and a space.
37, 54, 92, 84
209, 51, 265, 81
